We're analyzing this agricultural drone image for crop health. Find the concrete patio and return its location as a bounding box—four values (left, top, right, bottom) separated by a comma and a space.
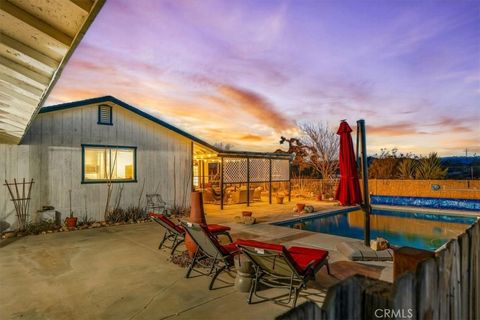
0, 203, 394, 319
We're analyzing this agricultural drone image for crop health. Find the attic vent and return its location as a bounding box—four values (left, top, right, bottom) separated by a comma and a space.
98, 105, 112, 125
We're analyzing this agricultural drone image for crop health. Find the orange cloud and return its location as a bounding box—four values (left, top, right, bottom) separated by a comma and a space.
216, 84, 295, 131
239, 134, 264, 141
367, 122, 420, 136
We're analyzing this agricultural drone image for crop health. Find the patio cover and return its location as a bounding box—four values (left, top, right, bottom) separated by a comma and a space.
0, 0, 106, 143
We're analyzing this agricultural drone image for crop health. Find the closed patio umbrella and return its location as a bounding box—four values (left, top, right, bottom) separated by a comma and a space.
335, 120, 362, 205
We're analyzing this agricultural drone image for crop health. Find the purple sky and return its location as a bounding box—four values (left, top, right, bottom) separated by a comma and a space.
47, 0, 480, 156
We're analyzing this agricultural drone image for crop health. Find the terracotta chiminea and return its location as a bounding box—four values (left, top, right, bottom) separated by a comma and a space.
185, 191, 207, 257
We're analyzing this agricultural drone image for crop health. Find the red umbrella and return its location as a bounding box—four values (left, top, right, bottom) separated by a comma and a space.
335, 120, 362, 205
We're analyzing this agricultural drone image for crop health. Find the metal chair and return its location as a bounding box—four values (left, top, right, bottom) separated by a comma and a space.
181, 222, 240, 290
149, 213, 232, 255
236, 239, 330, 308
146, 193, 168, 215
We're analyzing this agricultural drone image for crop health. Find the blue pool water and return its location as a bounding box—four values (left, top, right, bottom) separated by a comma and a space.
275, 208, 477, 251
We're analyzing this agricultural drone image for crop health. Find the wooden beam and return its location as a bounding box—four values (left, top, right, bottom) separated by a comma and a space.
0, 102, 37, 119
0, 108, 35, 121
0, 121, 26, 134
0, 131, 21, 144
0, 33, 59, 69
0, 73, 44, 97
0, 56, 50, 86
0, 110, 30, 122
0, 117, 28, 130
70, 0, 94, 13
0, 1, 73, 47
0, 85, 38, 105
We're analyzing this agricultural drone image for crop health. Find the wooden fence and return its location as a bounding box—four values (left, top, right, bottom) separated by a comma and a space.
279, 219, 480, 320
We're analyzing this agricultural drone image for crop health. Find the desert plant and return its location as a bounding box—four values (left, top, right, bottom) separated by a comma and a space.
397, 158, 418, 179
78, 214, 95, 226
25, 219, 60, 235
125, 206, 146, 222
169, 205, 190, 218
415, 153, 447, 179
106, 207, 127, 223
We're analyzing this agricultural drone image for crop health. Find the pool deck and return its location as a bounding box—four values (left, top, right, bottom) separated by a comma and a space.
204, 201, 394, 283
0, 201, 397, 320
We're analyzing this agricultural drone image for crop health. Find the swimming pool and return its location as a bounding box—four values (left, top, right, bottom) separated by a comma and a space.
274, 208, 478, 251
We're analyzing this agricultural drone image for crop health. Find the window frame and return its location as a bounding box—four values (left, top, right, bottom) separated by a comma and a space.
97, 104, 113, 125
81, 144, 137, 184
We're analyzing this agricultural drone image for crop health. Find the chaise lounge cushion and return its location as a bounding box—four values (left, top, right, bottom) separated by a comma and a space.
236, 239, 284, 252
149, 213, 231, 236
236, 239, 328, 275
149, 213, 184, 233
287, 246, 329, 273
206, 224, 231, 233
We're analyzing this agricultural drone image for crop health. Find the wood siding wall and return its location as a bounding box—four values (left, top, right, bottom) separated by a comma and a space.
1, 103, 192, 229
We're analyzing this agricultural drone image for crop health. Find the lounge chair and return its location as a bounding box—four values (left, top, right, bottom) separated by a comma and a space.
236, 239, 330, 308
181, 222, 240, 290
148, 213, 232, 255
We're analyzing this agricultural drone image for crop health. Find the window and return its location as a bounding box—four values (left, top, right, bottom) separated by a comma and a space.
82, 145, 136, 183
98, 105, 112, 125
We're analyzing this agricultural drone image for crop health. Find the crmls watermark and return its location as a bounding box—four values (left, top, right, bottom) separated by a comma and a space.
374, 308, 413, 319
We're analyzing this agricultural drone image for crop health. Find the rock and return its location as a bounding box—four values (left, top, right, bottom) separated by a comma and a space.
243, 216, 256, 225
100, 221, 107, 227
91, 222, 101, 228
47, 230, 53, 233
3, 231, 17, 239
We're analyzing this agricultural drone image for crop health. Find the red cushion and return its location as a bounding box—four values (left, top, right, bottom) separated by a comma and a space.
221, 242, 240, 254
207, 224, 231, 233
287, 246, 328, 273
236, 239, 284, 252
150, 213, 184, 234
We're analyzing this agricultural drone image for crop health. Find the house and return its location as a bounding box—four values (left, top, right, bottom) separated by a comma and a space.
0, 96, 291, 230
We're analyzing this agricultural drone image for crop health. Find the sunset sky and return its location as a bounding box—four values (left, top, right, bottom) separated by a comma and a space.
46, 0, 480, 156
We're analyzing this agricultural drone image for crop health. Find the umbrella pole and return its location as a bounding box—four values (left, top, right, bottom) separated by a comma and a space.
357, 119, 371, 246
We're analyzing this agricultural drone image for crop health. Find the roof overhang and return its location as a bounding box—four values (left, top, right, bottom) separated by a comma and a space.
0, 0, 106, 144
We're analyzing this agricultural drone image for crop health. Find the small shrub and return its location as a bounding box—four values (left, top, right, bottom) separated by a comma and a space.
169, 205, 190, 218
106, 207, 127, 223
78, 214, 95, 226
25, 219, 60, 235
125, 206, 146, 222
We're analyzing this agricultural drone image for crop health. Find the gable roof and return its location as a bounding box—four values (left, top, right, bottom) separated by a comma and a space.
38, 95, 292, 159
38, 95, 220, 151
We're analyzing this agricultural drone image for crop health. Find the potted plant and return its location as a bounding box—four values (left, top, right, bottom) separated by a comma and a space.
65, 212, 77, 228
65, 189, 77, 228
276, 192, 285, 204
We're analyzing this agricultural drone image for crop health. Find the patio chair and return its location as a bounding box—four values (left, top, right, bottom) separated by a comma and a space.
146, 194, 168, 215
148, 213, 232, 255
236, 239, 330, 308
181, 222, 240, 290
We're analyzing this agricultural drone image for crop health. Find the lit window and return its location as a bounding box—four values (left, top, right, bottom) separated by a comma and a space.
82, 145, 136, 183
98, 105, 112, 125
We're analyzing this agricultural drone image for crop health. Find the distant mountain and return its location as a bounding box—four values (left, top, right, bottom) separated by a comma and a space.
440, 156, 480, 166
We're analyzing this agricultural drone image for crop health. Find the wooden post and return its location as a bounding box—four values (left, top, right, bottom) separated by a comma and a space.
288, 159, 292, 202
246, 157, 250, 207
269, 158, 272, 204
220, 157, 224, 210
201, 160, 205, 189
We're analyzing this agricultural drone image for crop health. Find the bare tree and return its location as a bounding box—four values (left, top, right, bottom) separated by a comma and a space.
281, 122, 339, 180
213, 142, 234, 151
104, 148, 118, 221
300, 122, 339, 180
